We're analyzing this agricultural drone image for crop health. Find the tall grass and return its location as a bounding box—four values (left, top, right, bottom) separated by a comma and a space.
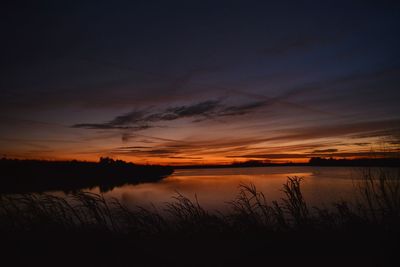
355, 168, 400, 226
0, 169, 399, 236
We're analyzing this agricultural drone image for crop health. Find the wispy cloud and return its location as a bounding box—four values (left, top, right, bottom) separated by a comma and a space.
230, 151, 399, 160
72, 99, 268, 130
311, 149, 338, 153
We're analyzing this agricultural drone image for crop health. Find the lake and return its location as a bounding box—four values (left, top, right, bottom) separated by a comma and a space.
79, 166, 377, 212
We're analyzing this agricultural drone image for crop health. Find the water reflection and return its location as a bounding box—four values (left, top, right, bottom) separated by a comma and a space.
82, 167, 367, 212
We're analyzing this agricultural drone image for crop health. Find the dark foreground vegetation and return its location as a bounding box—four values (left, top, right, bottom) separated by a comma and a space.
0, 157, 174, 194
1, 168, 399, 266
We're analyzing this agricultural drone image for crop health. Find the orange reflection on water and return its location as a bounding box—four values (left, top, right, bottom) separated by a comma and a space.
86, 166, 364, 213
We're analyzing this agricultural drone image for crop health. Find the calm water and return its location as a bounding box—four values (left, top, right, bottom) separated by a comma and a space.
82, 166, 372, 212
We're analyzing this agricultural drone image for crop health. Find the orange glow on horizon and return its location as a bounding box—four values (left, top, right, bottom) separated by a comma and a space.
2, 130, 398, 166
3, 152, 397, 166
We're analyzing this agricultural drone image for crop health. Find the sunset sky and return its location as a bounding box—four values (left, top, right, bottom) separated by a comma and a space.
1, 1, 400, 164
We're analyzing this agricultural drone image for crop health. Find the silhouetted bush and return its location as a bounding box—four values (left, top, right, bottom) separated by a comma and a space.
0, 158, 173, 194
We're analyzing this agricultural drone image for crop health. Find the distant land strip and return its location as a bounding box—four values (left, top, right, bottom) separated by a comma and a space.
0, 157, 173, 194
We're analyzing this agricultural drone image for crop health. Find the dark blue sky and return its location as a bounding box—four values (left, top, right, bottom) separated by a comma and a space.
1, 1, 400, 163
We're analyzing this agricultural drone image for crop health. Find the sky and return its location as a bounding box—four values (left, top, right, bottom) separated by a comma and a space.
1, 1, 400, 164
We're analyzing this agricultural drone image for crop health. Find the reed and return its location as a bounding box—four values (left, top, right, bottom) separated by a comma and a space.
0, 169, 399, 236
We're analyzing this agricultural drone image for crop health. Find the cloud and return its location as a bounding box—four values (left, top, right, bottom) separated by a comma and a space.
109, 147, 179, 157
311, 149, 338, 153
354, 143, 370, 146
82, 116, 400, 162
263, 119, 400, 143
168, 156, 203, 160
226, 153, 307, 159
218, 101, 267, 116
72, 124, 151, 130
227, 151, 399, 160
72, 99, 267, 130
153, 100, 221, 120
